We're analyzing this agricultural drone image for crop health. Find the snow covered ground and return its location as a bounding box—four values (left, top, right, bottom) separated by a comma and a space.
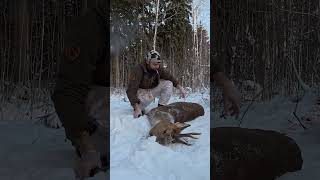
0, 90, 107, 179
1, 86, 319, 180
110, 91, 210, 180
0, 88, 209, 180
0, 120, 107, 179
212, 87, 320, 179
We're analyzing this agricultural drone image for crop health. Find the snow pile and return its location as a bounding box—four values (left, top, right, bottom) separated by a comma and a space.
110, 92, 210, 180
212, 88, 320, 179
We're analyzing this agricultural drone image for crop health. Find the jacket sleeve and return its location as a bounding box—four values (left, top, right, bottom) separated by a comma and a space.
126, 65, 143, 106
158, 68, 179, 87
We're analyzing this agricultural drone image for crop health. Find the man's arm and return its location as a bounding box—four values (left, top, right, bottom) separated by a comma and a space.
159, 68, 187, 97
158, 68, 179, 87
126, 66, 143, 107
213, 71, 240, 118
126, 66, 145, 118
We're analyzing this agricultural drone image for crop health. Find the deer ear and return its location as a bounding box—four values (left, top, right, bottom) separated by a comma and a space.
174, 122, 190, 129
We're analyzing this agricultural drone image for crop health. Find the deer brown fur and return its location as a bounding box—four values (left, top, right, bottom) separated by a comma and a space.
146, 102, 204, 145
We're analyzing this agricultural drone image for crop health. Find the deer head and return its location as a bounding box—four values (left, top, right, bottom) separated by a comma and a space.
149, 121, 201, 146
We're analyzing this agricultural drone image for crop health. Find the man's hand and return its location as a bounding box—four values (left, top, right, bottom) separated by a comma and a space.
74, 151, 101, 178
213, 72, 241, 118
74, 131, 101, 179
133, 103, 142, 118
177, 85, 187, 98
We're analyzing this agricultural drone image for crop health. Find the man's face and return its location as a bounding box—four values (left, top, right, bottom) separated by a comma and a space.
148, 61, 161, 70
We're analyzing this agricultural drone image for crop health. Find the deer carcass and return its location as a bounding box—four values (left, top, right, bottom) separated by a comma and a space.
146, 102, 204, 145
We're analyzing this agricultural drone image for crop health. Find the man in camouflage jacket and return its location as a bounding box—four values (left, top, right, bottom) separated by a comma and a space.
51, 1, 108, 178
126, 50, 187, 118
212, 36, 241, 118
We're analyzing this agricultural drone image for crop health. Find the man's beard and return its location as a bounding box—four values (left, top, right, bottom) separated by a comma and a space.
146, 65, 158, 74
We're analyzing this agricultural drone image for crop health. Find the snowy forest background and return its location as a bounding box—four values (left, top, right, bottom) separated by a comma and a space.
212, 0, 320, 106
0, 0, 210, 121
110, 0, 210, 91
0, 0, 319, 122
0, 0, 320, 179
212, 1, 320, 179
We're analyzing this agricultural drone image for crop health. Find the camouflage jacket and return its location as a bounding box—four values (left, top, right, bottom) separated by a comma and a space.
126, 63, 179, 106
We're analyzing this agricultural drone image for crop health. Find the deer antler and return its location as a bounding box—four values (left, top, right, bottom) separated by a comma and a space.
172, 132, 201, 146
177, 132, 201, 139
172, 123, 201, 145
173, 138, 192, 146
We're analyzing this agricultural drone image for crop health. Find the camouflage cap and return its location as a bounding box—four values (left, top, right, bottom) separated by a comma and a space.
146, 50, 162, 64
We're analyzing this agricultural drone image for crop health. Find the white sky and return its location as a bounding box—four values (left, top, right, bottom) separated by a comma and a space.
194, 0, 210, 36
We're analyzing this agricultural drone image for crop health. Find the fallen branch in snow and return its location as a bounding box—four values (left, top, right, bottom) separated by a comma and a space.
31, 133, 40, 144
286, 56, 314, 130
293, 112, 307, 130
238, 81, 273, 126
292, 95, 307, 130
